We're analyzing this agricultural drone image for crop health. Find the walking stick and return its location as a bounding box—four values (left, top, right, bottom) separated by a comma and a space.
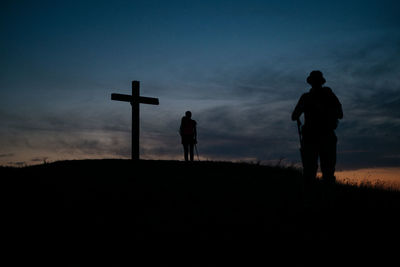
194, 143, 200, 161
296, 119, 305, 168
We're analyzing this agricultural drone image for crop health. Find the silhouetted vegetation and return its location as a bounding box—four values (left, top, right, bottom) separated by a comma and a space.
3, 160, 399, 266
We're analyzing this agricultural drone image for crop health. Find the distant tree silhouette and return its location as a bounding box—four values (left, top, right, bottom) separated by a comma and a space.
292, 71, 343, 183
179, 111, 197, 161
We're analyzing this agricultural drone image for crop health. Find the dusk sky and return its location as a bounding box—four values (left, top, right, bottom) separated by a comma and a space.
1, 1, 400, 177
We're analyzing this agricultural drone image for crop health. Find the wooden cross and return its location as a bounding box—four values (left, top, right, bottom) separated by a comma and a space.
111, 81, 159, 160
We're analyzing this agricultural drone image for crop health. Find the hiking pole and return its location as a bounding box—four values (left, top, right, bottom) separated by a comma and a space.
296, 119, 305, 168
194, 143, 200, 161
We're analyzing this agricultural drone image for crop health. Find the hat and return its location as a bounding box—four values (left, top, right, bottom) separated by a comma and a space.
306, 70, 326, 85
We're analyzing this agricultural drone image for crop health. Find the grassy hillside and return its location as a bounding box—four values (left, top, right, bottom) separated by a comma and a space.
3, 159, 400, 266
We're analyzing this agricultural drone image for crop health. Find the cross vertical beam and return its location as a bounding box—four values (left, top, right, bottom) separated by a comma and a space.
132, 81, 140, 161
111, 80, 159, 161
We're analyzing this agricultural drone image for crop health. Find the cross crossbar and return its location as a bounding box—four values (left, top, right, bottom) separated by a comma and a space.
111, 93, 159, 105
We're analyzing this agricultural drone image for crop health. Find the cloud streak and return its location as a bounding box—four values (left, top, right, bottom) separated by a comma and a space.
1, 22, 399, 169
142, 34, 400, 168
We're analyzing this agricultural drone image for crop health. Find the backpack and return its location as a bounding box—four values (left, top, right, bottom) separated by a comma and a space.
180, 117, 196, 135
304, 87, 341, 131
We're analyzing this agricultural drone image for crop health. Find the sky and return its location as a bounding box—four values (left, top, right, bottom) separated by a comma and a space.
1, 0, 400, 178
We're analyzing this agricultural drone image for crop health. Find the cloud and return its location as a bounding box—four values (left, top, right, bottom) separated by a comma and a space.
144, 98, 300, 163
141, 34, 400, 168
0, 153, 14, 158
0, 106, 133, 164
325, 37, 400, 168
8, 161, 26, 167
1, 32, 399, 170
31, 157, 49, 163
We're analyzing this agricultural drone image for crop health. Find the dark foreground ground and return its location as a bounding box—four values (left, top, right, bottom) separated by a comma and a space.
2, 159, 400, 266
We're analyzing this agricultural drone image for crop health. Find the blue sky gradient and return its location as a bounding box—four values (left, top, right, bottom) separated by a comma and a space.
1, 0, 400, 169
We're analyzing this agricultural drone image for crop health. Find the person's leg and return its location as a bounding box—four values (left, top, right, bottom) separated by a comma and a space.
302, 141, 319, 183
189, 143, 194, 161
320, 134, 337, 183
183, 143, 189, 161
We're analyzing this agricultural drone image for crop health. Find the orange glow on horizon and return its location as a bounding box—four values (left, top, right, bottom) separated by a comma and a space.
335, 167, 400, 190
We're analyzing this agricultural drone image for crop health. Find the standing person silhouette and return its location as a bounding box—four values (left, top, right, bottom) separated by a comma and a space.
292, 71, 343, 184
179, 111, 197, 161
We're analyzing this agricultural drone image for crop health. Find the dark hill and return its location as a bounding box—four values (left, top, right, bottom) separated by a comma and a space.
2, 160, 400, 266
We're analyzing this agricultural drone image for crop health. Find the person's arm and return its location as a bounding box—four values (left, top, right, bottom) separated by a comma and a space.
336, 98, 343, 120
179, 118, 184, 136
194, 121, 197, 143
330, 92, 343, 119
292, 94, 305, 121
337, 103, 343, 120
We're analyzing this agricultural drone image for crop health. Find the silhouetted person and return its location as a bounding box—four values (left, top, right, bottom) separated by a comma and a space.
292, 71, 343, 183
180, 111, 197, 161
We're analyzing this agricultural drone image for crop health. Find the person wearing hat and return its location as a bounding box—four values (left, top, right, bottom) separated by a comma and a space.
179, 111, 197, 161
292, 70, 343, 183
